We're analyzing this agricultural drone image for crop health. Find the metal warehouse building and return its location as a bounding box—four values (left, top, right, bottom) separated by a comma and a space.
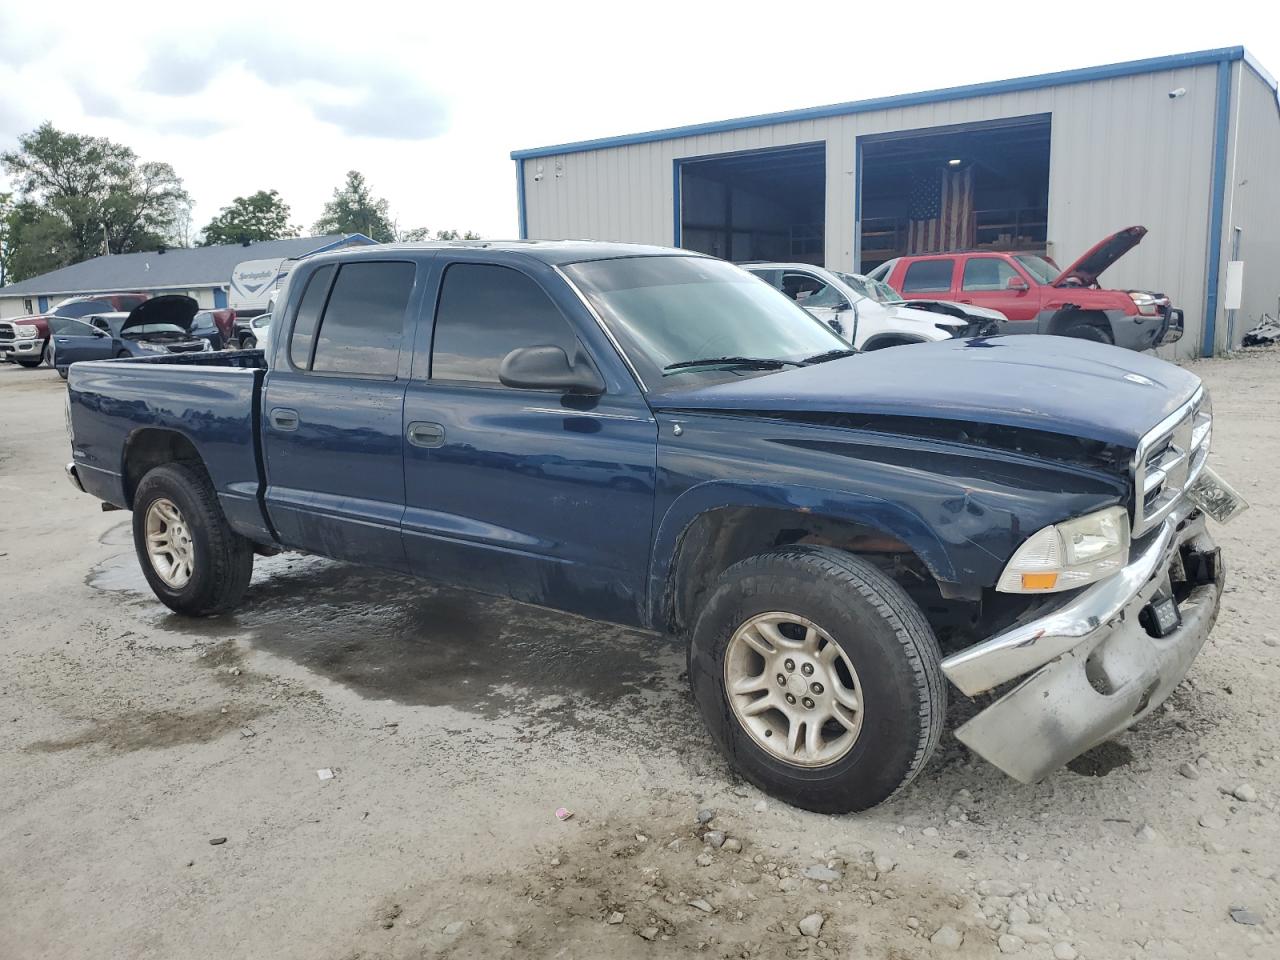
513, 47, 1279, 358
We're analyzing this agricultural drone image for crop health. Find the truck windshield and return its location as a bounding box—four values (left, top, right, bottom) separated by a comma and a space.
563, 256, 847, 391
1014, 255, 1059, 284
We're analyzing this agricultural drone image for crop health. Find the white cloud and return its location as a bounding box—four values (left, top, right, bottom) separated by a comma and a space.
1, 0, 1277, 241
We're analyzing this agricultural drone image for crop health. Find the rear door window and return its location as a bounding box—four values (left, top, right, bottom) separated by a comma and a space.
901, 259, 955, 293
429, 263, 582, 384
288, 265, 336, 369
309, 261, 415, 377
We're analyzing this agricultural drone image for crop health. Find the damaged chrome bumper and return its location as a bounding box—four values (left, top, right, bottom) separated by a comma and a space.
941, 506, 1223, 783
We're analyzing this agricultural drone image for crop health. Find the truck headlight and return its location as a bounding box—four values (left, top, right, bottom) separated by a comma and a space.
1128, 291, 1162, 316
996, 506, 1130, 593
13, 323, 39, 339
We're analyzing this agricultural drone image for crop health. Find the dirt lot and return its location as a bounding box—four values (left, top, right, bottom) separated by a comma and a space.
2, 350, 1278, 960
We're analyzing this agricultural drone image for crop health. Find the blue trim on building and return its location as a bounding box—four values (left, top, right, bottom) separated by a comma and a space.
37, 296, 49, 312
512, 47, 1253, 160
853, 140, 864, 270
213, 288, 227, 309
516, 158, 528, 239
1202, 59, 1234, 357
672, 159, 683, 247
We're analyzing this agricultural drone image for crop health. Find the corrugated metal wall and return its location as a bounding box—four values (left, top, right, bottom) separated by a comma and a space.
523, 64, 1224, 358
1218, 64, 1280, 349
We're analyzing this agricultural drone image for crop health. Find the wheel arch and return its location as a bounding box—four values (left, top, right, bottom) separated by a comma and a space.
650, 482, 957, 635
1047, 307, 1112, 338
121, 427, 208, 508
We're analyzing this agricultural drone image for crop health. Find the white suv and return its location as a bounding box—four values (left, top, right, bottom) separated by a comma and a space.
746, 263, 1003, 350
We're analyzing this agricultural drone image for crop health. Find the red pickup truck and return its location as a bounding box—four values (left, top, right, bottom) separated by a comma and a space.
868, 226, 1182, 352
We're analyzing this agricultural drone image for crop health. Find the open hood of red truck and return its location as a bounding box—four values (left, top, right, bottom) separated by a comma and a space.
1053, 226, 1147, 287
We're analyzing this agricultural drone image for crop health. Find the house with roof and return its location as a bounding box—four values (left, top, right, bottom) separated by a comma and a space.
0, 234, 376, 319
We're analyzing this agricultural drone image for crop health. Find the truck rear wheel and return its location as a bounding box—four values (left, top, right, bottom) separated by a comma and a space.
131, 463, 254, 616
688, 546, 945, 813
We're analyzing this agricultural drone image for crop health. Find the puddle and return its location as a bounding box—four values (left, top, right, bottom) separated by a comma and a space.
1066, 741, 1134, 777
87, 550, 688, 733
24, 704, 263, 754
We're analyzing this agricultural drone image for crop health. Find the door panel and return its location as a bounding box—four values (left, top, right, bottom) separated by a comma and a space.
263, 372, 409, 568
50, 319, 113, 365
402, 384, 658, 623
400, 258, 658, 625
261, 259, 419, 570
957, 256, 1040, 323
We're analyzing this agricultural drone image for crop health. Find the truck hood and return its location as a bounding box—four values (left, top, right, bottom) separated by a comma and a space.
121, 294, 197, 333
1053, 226, 1146, 287
897, 299, 1007, 324
653, 335, 1200, 449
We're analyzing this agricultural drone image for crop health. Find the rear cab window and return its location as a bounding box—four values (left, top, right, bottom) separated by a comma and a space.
901, 259, 956, 293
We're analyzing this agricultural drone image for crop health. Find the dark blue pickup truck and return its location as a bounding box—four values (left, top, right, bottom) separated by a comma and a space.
64, 241, 1242, 812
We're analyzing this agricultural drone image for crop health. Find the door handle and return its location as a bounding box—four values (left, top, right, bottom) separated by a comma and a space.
406, 421, 445, 448
269, 407, 300, 431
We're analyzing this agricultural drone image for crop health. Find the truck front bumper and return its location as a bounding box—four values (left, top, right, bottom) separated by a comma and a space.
941, 507, 1222, 783
1, 338, 44, 361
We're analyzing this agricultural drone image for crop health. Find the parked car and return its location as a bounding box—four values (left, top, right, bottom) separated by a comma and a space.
868, 226, 1183, 350
64, 241, 1240, 813
233, 313, 269, 349
248, 313, 272, 355
0, 293, 149, 368
191, 308, 237, 350
50, 295, 209, 378
746, 263, 1002, 349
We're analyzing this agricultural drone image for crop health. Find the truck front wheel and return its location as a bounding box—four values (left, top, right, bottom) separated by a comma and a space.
688, 546, 945, 813
131, 463, 254, 616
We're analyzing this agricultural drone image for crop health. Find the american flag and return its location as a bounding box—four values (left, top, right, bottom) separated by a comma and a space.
907, 165, 975, 254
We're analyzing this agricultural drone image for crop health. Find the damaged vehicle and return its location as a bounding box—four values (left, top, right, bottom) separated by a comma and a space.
745, 262, 1002, 348
869, 226, 1184, 351
49, 295, 210, 378
63, 242, 1243, 812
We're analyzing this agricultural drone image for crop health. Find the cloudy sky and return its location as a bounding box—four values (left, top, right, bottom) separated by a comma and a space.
2, 1, 1276, 243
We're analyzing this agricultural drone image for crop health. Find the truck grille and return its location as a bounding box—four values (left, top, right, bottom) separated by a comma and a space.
0, 323, 13, 343
1132, 388, 1211, 536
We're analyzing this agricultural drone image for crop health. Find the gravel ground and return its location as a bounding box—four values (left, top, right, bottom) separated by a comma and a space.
1, 350, 1278, 960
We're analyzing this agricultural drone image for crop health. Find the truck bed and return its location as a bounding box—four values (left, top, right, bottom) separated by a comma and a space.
66, 351, 275, 545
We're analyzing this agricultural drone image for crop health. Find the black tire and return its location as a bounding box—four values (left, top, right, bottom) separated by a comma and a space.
688, 546, 945, 813
1063, 322, 1113, 344
15, 357, 42, 368
115, 349, 131, 359
132, 462, 254, 616
57, 367, 68, 380
240, 336, 257, 350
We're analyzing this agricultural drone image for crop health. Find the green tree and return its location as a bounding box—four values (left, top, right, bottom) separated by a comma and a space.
200, 189, 298, 246
396, 226, 482, 242
3, 199, 79, 283
312, 170, 396, 242
0, 122, 190, 280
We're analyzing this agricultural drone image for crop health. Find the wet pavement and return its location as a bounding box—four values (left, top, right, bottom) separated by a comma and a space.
88, 529, 688, 734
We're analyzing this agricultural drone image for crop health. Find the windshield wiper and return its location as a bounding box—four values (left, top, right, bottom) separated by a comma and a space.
663, 356, 802, 374
801, 348, 858, 365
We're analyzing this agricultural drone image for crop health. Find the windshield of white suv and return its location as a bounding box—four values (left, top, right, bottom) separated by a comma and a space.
564, 256, 849, 392
1014, 255, 1058, 284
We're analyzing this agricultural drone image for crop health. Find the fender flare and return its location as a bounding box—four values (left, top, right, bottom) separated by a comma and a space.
646, 479, 959, 627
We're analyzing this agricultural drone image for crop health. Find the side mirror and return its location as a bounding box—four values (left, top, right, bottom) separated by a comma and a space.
833, 299, 851, 312
1006, 276, 1029, 291
499, 345, 605, 395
